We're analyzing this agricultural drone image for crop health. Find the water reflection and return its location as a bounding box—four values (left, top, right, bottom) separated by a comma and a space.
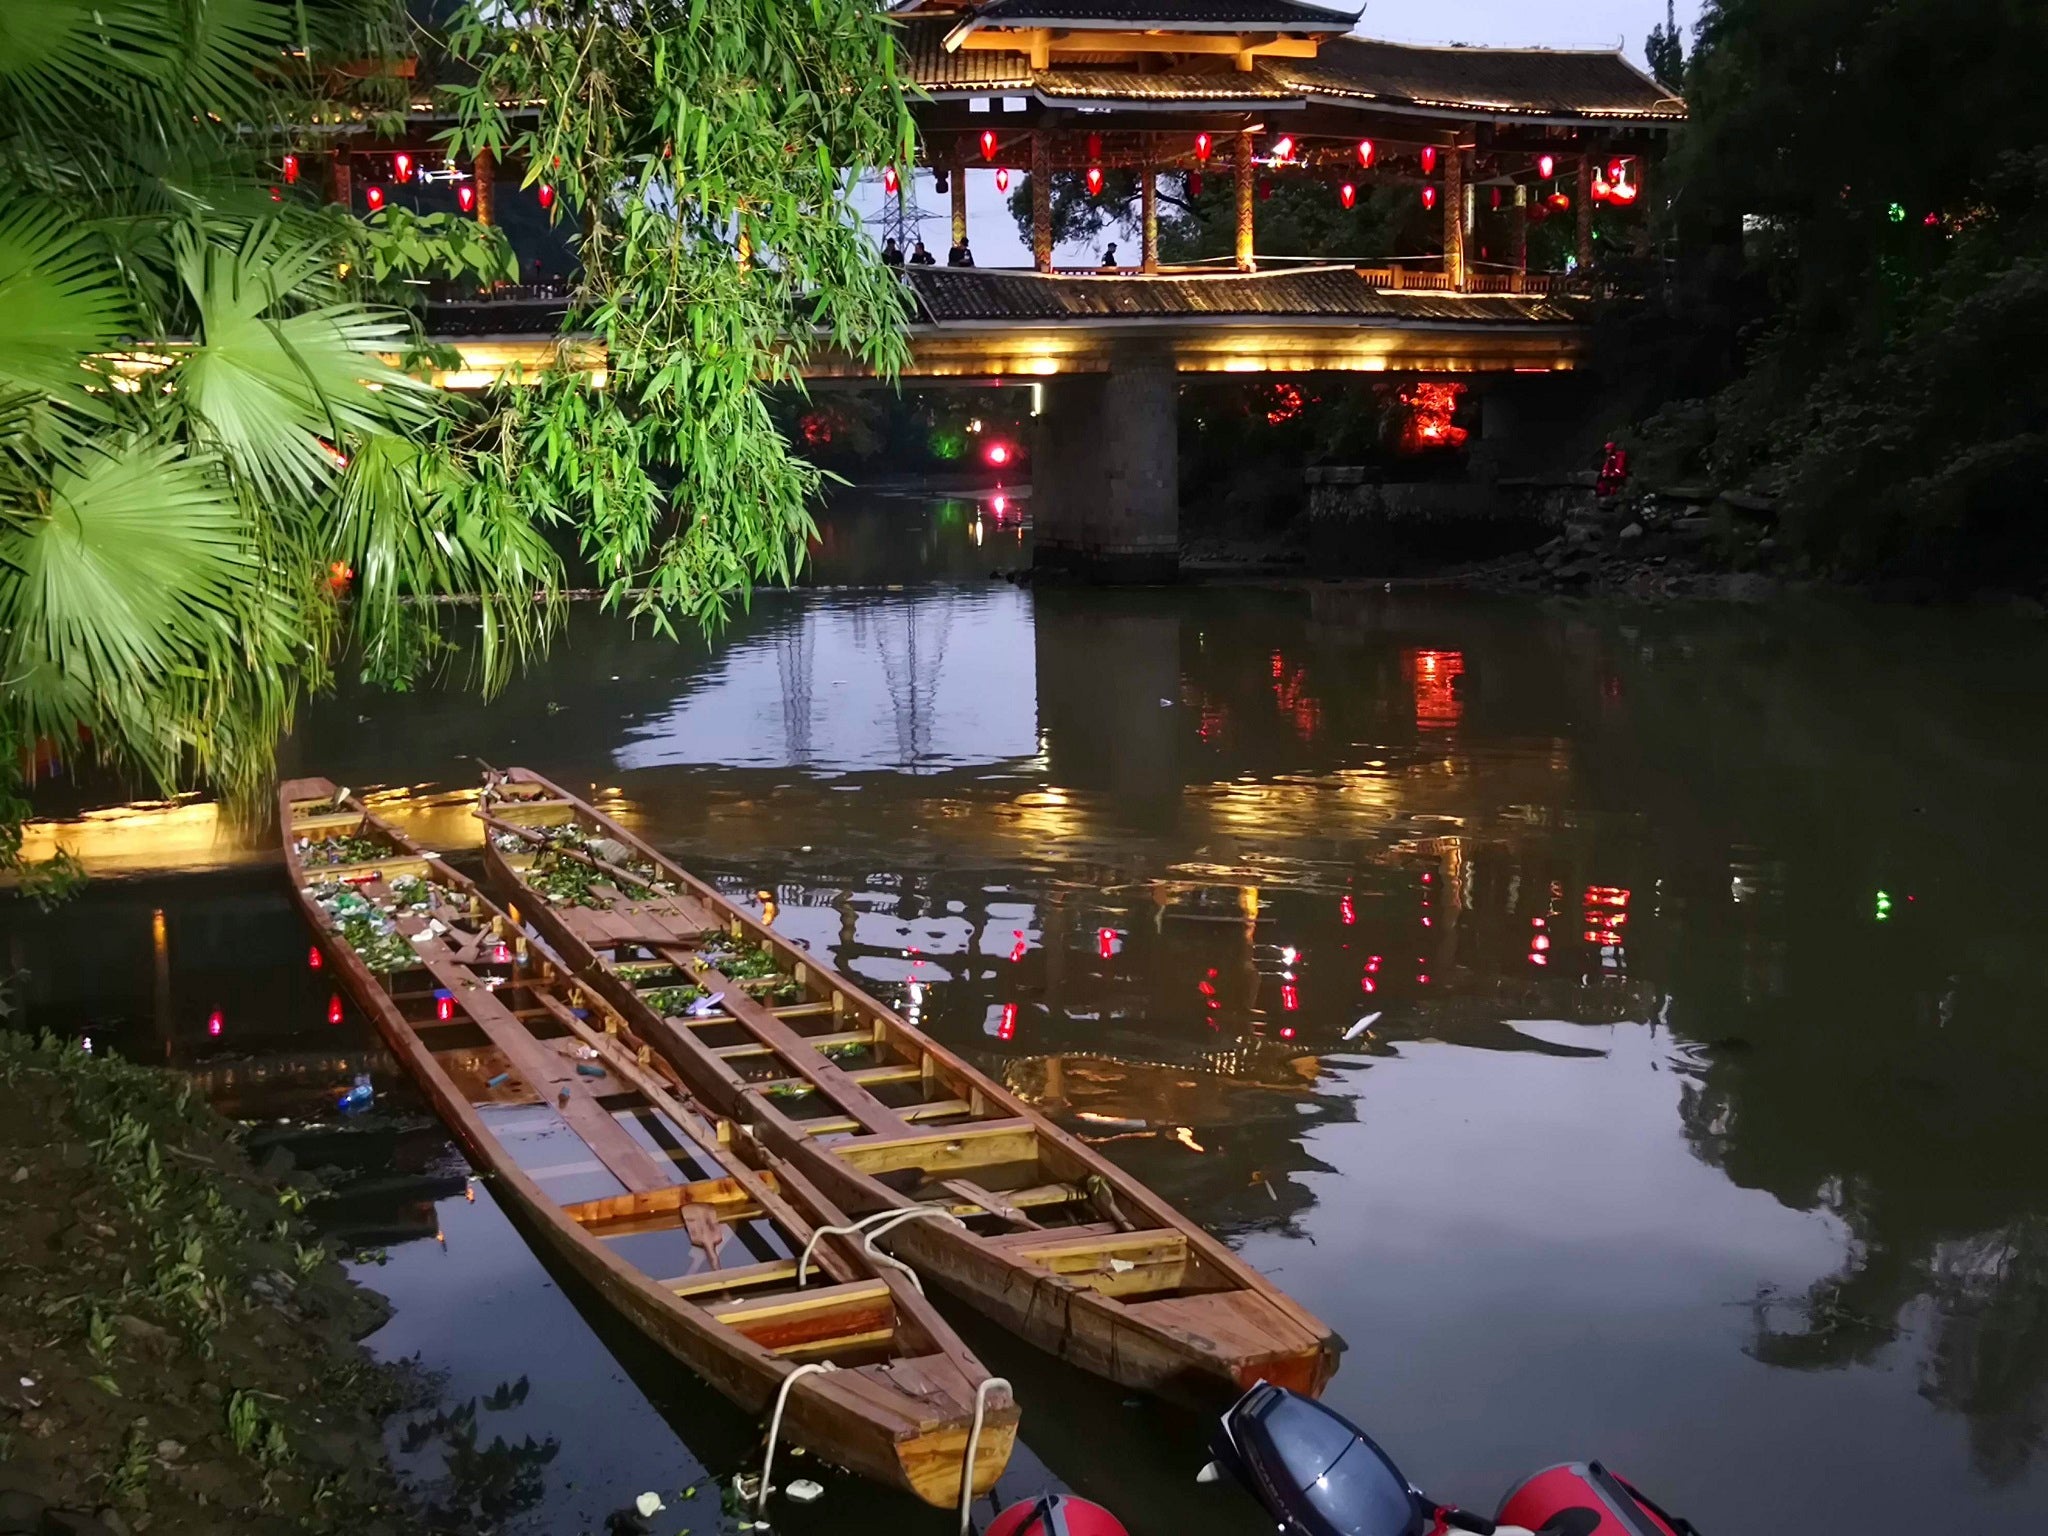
8, 514, 2048, 1532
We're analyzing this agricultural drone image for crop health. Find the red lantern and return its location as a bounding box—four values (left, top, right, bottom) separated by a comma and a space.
309, 946, 323, 970
1547, 191, 1572, 212
364, 184, 385, 211
327, 995, 344, 1026
1537, 153, 1556, 180
1085, 165, 1103, 197
1339, 182, 1357, 209
1591, 172, 1611, 202
457, 182, 475, 212
1422, 184, 1437, 210
882, 165, 898, 195
1087, 132, 1102, 161
393, 151, 412, 182
1194, 131, 1212, 163
995, 167, 1010, 193
1608, 158, 1626, 183
435, 990, 455, 1023
282, 152, 299, 184
1611, 175, 1639, 205
1356, 139, 1375, 168
1187, 171, 1204, 197
537, 182, 555, 209
1421, 145, 1437, 175
207, 1011, 223, 1038
980, 128, 998, 162
1271, 134, 1294, 162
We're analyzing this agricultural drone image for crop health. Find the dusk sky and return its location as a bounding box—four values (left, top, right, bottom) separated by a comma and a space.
855, 0, 1701, 267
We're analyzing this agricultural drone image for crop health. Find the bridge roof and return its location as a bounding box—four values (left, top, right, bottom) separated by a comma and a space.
932, 0, 1357, 35
900, 17, 1684, 123
898, 266, 1585, 324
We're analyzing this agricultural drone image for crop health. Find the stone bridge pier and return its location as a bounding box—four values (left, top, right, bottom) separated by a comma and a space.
1030, 354, 1180, 583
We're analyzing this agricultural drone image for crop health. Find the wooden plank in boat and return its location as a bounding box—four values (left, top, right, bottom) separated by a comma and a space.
831, 1119, 1038, 1178
713, 1028, 870, 1060
940, 1180, 1041, 1230
800, 1099, 972, 1138
693, 969, 915, 1137
663, 1259, 802, 1298
1007, 1228, 1190, 1298
563, 1172, 774, 1232
938, 1182, 1084, 1219
707, 1280, 895, 1354
1122, 1290, 1328, 1366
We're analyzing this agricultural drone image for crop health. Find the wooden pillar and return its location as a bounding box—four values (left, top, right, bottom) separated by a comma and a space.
1575, 151, 1593, 270
1031, 132, 1053, 273
330, 149, 352, 209
1442, 143, 1465, 290
950, 167, 967, 248
1141, 154, 1159, 273
474, 146, 496, 227
1233, 127, 1256, 271
1511, 184, 1528, 275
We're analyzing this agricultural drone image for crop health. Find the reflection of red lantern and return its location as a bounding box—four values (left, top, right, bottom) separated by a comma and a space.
1421, 145, 1437, 175
1086, 165, 1103, 196
1339, 182, 1356, 209
882, 165, 898, 195
980, 128, 997, 161
365, 184, 385, 211
309, 946, 323, 970
1537, 153, 1556, 180
282, 152, 299, 184
457, 183, 475, 212
393, 151, 412, 182
1195, 131, 1212, 162
1188, 171, 1204, 197
995, 167, 1009, 193
538, 182, 555, 209
1087, 132, 1102, 160
1271, 134, 1294, 162
1356, 139, 1375, 168
1422, 184, 1437, 210
328, 995, 344, 1026
1491, 185, 1502, 209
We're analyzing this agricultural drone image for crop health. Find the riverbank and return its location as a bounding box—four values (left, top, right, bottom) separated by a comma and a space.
0, 1031, 412, 1536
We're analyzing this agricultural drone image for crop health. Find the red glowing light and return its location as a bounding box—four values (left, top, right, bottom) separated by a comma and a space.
282, 153, 299, 184
327, 560, 353, 590
1339, 182, 1357, 209
995, 167, 1009, 193
1421, 185, 1437, 211
1547, 191, 1572, 212
980, 128, 998, 162
1421, 871, 1433, 883
309, 946, 324, 970
1188, 171, 1204, 197
1097, 927, 1118, 959
537, 182, 555, 210
207, 1011, 223, 1038
984, 441, 1012, 467
1491, 185, 1502, 209
1341, 895, 1356, 925
1265, 380, 1304, 425
1271, 135, 1294, 162
393, 152, 412, 182
991, 493, 1008, 516
1087, 132, 1103, 161
1530, 954, 1548, 967
328, 994, 344, 1025
1592, 173, 1612, 203
435, 992, 455, 1022
492, 943, 511, 964
1538, 153, 1556, 180
1533, 935, 1550, 952
1356, 139, 1375, 168
1396, 380, 1468, 455
1195, 131, 1213, 163
882, 165, 899, 195
1360, 976, 1377, 994
1404, 647, 1467, 728
364, 185, 385, 211
1417, 973, 1431, 985
1281, 983, 1299, 1012
998, 1002, 1017, 1041
1422, 146, 1438, 176
1086, 166, 1104, 197
457, 183, 476, 213
1280, 1026, 1296, 1040
1367, 955, 1382, 972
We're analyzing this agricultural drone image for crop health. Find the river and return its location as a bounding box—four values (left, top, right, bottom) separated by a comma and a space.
6, 491, 2046, 1534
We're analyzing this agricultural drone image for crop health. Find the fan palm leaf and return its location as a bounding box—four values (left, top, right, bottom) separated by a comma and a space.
0, 203, 131, 409
173, 223, 438, 497
0, 2, 173, 128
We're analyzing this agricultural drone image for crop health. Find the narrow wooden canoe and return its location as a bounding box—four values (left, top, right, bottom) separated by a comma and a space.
477, 768, 1343, 1406
280, 778, 1017, 1509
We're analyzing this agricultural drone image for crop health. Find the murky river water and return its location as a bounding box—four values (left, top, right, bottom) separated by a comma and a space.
7, 493, 2048, 1534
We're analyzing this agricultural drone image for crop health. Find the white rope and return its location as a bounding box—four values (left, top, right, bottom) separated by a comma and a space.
794, 1204, 965, 1293
759, 1361, 837, 1520
958, 1376, 1012, 1536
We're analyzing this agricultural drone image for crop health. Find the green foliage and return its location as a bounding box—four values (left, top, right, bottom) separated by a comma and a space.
439, 0, 917, 632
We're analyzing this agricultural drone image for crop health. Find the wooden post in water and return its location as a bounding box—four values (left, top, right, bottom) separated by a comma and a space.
474, 146, 496, 227
1031, 132, 1053, 272
1443, 142, 1465, 290
1141, 146, 1159, 273
1234, 127, 1256, 271
1575, 151, 1593, 271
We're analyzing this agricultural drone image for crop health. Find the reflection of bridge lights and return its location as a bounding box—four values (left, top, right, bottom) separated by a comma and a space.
991, 1002, 1016, 1041
309, 946, 323, 970
1281, 983, 1299, 1012
208, 1011, 223, 1038
1097, 927, 1119, 958
1405, 649, 1466, 729
328, 995, 344, 1025
1341, 895, 1355, 924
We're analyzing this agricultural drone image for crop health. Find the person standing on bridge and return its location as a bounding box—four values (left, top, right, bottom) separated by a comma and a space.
949, 237, 976, 267
1099, 242, 1120, 271
881, 236, 904, 266
910, 239, 936, 265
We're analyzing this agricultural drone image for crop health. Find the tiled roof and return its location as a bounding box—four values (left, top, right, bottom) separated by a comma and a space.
964, 0, 1357, 33
900, 266, 1584, 323
897, 17, 1685, 122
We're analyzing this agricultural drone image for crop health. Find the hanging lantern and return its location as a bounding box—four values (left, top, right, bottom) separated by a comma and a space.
1356, 139, 1375, 168
282, 152, 299, 184
1421, 145, 1437, 175
995, 166, 1010, 193
1608, 158, 1626, 183
457, 182, 476, 213
1490, 185, 1502, 209
1194, 131, 1212, 163
1187, 170, 1204, 197
1087, 132, 1102, 161
364, 184, 385, 211
1591, 171, 1612, 202
1611, 172, 1639, 205
1086, 165, 1104, 196
393, 151, 412, 182
537, 182, 555, 209
308, 946, 323, 970
1271, 134, 1294, 163
882, 164, 898, 195
1421, 185, 1437, 211
980, 128, 998, 162
1537, 153, 1556, 180
327, 995, 344, 1026
1547, 190, 1572, 212
1339, 182, 1357, 209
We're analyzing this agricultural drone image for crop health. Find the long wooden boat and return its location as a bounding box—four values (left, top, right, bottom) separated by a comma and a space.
477, 768, 1343, 1406
279, 778, 1017, 1508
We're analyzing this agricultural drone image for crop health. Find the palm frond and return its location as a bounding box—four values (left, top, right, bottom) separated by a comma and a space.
0, 3, 172, 125
0, 203, 132, 407
166, 0, 292, 121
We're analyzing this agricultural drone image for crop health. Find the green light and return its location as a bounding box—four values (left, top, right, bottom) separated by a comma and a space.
1887, 203, 1906, 224
929, 427, 966, 461
1875, 889, 1893, 920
